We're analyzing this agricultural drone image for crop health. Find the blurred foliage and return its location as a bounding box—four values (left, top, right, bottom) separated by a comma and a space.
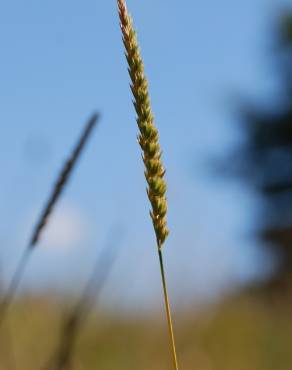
0, 295, 292, 370
220, 11, 292, 290
281, 13, 292, 46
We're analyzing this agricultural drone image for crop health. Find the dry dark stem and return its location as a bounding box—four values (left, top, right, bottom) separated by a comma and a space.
42, 226, 123, 370
0, 248, 31, 329
30, 113, 100, 247
0, 113, 100, 328
0, 263, 18, 370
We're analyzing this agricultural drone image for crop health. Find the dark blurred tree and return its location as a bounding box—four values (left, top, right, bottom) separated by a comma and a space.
226, 12, 292, 292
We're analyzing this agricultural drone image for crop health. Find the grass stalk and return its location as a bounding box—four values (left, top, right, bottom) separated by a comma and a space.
158, 249, 179, 370
0, 263, 17, 370
0, 113, 100, 327
0, 249, 31, 327
117, 1, 179, 368
29, 112, 100, 247
42, 226, 123, 370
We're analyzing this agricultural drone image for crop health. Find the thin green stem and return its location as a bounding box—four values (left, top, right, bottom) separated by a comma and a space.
158, 248, 179, 370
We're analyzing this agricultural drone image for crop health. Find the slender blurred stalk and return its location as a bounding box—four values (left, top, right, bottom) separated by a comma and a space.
42, 226, 123, 370
0, 262, 17, 370
0, 113, 100, 327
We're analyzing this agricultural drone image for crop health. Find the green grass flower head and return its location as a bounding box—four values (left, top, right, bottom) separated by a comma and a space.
118, 0, 169, 248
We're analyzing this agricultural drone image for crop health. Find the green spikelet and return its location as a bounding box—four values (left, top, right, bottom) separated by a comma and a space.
117, 3, 180, 369
118, 0, 169, 248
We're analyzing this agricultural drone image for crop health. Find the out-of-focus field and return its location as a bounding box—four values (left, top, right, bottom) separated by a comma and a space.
0, 293, 291, 370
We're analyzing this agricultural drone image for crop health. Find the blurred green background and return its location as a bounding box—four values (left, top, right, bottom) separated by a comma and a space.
1, 292, 292, 370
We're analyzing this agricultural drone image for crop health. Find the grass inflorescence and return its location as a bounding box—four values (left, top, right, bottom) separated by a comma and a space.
118, 0, 169, 248
117, 1, 179, 369
0, 113, 100, 328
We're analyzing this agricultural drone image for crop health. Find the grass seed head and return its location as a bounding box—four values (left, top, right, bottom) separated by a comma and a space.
117, 0, 169, 248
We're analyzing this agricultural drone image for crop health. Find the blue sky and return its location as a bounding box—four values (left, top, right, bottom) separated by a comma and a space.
0, 0, 291, 311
